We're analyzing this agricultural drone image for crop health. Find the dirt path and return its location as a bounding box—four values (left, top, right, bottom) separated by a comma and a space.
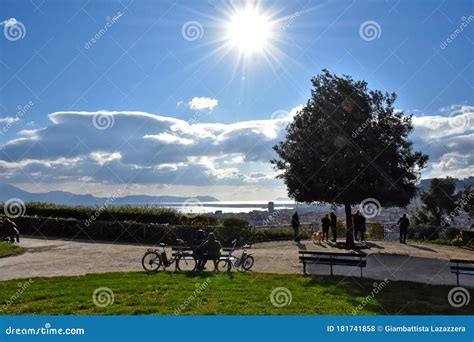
0, 238, 473, 287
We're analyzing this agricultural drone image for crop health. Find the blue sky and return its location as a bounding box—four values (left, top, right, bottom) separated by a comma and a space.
0, 0, 472, 200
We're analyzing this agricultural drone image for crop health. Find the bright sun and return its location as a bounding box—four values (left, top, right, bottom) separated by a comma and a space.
226, 6, 273, 55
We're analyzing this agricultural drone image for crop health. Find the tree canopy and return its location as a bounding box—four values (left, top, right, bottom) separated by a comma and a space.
272, 70, 428, 245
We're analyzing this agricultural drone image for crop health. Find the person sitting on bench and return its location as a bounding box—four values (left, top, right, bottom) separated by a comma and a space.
192, 229, 206, 271
203, 232, 222, 269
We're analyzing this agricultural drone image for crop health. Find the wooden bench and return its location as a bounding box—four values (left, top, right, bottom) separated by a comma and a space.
299, 251, 367, 278
450, 259, 474, 285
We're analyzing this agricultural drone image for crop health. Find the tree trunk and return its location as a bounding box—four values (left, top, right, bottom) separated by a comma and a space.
344, 202, 354, 247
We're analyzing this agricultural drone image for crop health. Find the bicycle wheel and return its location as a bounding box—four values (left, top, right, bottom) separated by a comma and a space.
242, 255, 254, 271
176, 254, 197, 272
142, 251, 162, 272
216, 259, 231, 272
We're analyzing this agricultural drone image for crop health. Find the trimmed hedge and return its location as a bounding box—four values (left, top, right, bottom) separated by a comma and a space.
14, 216, 247, 245
18, 202, 219, 226
13, 216, 304, 246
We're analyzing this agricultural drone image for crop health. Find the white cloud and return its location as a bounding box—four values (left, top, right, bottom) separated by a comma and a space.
188, 97, 218, 111
0, 105, 472, 196
0, 117, 19, 124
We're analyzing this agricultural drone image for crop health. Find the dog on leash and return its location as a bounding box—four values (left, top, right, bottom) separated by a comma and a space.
312, 231, 323, 245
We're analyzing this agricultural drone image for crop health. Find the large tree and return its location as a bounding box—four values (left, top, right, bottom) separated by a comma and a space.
272, 70, 428, 246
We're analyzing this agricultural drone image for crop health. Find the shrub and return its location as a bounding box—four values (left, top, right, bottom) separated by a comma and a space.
368, 222, 384, 240
223, 217, 249, 228
409, 226, 439, 241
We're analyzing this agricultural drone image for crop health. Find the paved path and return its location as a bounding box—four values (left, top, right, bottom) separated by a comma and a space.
0, 238, 473, 287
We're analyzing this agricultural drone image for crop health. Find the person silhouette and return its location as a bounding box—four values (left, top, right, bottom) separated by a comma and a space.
192, 229, 206, 271
321, 214, 331, 242
330, 212, 337, 242
291, 211, 300, 241
203, 232, 222, 270
397, 214, 410, 244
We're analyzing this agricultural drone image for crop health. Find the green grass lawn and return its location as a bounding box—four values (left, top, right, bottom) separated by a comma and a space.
0, 242, 25, 258
0, 271, 471, 315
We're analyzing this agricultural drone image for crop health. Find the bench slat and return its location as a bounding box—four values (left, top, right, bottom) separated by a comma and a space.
450, 259, 474, 265
299, 257, 366, 267
298, 251, 367, 257
451, 266, 474, 274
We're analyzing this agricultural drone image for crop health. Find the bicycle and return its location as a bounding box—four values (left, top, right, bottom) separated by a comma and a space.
216, 239, 254, 272
141, 239, 197, 272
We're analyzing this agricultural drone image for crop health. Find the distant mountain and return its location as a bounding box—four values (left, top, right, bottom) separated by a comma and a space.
418, 177, 474, 192
0, 183, 218, 206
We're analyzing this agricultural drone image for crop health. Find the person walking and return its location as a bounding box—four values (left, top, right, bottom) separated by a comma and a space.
397, 214, 410, 244
330, 212, 337, 242
291, 211, 300, 241
321, 214, 331, 242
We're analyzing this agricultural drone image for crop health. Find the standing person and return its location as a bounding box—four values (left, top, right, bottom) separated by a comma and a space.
397, 214, 410, 244
321, 214, 331, 242
291, 211, 300, 241
359, 212, 366, 242
330, 212, 337, 243
353, 211, 361, 241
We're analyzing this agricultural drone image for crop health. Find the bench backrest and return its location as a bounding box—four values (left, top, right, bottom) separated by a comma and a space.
299, 251, 366, 267
450, 259, 474, 272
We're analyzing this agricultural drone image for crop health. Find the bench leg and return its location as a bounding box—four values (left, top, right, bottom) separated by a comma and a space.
303, 262, 307, 275
330, 264, 333, 276
456, 272, 459, 286
360, 266, 363, 278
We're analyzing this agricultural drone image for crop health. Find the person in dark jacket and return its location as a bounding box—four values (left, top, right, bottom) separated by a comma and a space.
203, 232, 222, 269
397, 214, 410, 244
330, 212, 337, 242
1, 218, 19, 243
192, 229, 206, 271
291, 212, 300, 241
353, 211, 366, 241
321, 214, 331, 242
